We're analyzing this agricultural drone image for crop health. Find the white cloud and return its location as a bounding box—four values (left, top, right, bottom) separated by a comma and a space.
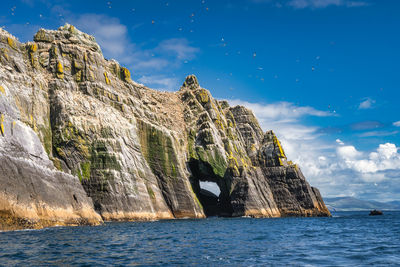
72, 14, 129, 59
336, 143, 400, 175
337, 145, 362, 160
357, 130, 398, 138
377, 143, 398, 159
336, 139, 344, 145
157, 38, 199, 60
134, 58, 169, 70
287, 0, 370, 9
393, 121, 400, 127
229, 100, 333, 120
358, 97, 375, 109
230, 99, 400, 201
138, 75, 179, 91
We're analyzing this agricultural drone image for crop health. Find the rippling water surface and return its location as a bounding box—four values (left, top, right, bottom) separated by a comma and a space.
1, 211, 400, 266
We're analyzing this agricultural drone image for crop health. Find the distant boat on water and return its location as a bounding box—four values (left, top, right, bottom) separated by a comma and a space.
369, 210, 383, 216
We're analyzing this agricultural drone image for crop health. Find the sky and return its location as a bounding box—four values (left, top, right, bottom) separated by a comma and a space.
1, 0, 400, 201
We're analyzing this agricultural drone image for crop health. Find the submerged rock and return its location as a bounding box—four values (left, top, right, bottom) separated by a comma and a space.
0, 25, 330, 230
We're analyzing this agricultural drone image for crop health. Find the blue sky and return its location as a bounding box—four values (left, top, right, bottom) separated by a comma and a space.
1, 0, 400, 201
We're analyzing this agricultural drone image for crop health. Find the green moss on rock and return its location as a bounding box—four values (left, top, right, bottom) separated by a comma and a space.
80, 161, 91, 180
146, 184, 156, 200
195, 146, 227, 178
91, 141, 121, 171
39, 125, 52, 156
137, 120, 179, 179
50, 157, 63, 171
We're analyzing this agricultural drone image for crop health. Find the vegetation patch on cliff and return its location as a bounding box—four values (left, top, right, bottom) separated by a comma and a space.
137, 120, 179, 179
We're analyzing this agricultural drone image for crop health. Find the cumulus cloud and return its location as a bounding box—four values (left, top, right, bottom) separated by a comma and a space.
337, 145, 362, 160
358, 97, 376, 109
336, 143, 400, 176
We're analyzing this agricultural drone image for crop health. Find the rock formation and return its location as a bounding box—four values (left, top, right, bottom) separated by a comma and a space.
0, 25, 330, 230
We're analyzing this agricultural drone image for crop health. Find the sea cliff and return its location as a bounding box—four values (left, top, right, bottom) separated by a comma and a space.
0, 24, 330, 230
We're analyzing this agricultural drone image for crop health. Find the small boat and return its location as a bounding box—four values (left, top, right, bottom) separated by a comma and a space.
369, 209, 383, 216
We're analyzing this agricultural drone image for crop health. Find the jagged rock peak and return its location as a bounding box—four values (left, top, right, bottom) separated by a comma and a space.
34, 23, 102, 53
181, 74, 200, 90
263, 130, 277, 142
0, 27, 18, 40
259, 130, 289, 167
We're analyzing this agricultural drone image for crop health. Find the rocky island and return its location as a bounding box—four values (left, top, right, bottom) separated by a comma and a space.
0, 24, 330, 230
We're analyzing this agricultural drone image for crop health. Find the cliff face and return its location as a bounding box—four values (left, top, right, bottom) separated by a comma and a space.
0, 25, 330, 229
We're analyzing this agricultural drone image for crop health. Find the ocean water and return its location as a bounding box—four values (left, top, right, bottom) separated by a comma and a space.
1, 211, 399, 266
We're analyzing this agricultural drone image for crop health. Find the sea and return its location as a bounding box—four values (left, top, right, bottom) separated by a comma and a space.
1, 211, 399, 266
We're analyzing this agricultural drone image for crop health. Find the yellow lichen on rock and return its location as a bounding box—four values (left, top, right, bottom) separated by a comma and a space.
7, 37, 17, 50
0, 114, 4, 136
73, 60, 82, 70
250, 143, 257, 152
273, 135, 286, 159
28, 44, 38, 68
89, 71, 95, 81
69, 25, 76, 34
0, 85, 5, 95
241, 158, 248, 168
121, 67, 131, 82
29, 44, 38, 52
56, 61, 64, 79
104, 72, 110, 85
0, 47, 9, 61
75, 70, 82, 82
198, 89, 209, 103
51, 46, 58, 57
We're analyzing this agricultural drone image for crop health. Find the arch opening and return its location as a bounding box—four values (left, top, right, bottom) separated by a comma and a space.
189, 159, 233, 217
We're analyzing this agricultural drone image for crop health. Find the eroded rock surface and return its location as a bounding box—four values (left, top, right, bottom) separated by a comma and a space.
0, 25, 330, 229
